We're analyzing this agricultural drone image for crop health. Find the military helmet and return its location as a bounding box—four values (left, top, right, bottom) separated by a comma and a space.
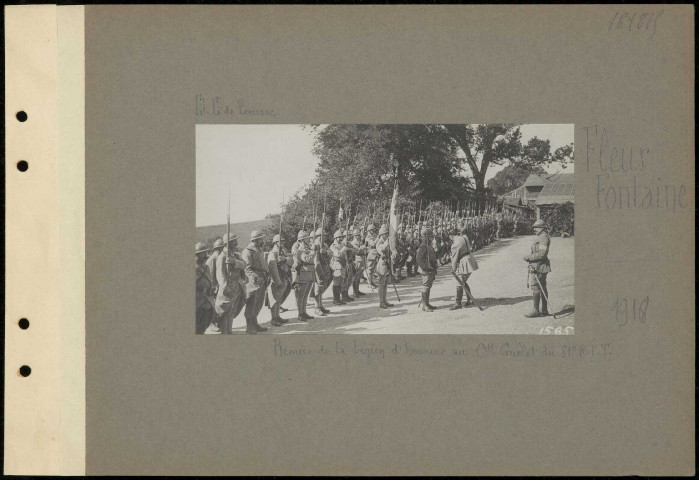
250, 230, 264, 241
223, 233, 239, 244
421, 227, 434, 236
309, 230, 317, 238
532, 219, 547, 229
367, 224, 376, 232
195, 242, 209, 254
333, 229, 344, 239
272, 234, 281, 244
315, 227, 324, 237
378, 225, 389, 236
213, 238, 224, 249
297, 230, 310, 240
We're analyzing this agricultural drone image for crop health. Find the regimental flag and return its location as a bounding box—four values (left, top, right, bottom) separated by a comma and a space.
389, 179, 399, 255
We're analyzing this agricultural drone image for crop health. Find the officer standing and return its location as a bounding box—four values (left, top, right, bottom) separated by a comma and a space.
313, 227, 332, 316
267, 234, 289, 326
375, 225, 394, 309
350, 227, 367, 297
215, 233, 247, 334
196, 243, 215, 334
416, 227, 438, 312
293, 230, 316, 321
449, 222, 476, 310
330, 229, 348, 305
364, 224, 379, 288
242, 231, 270, 334
523, 219, 551, 317
341, 229, 356, 302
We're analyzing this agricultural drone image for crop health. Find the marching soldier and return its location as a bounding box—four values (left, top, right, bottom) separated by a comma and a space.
449, 222, 476, 310
267, 234, 290, 326
278, 245, 293, 313
242, 231, 270, 334
330, 229, 348, 305
293, 230, 316, 321
313, 227, 332, 316
350, 227, 367, 297
375, 225, 394, 309
215, 233, 248, 334
523, 219, 551, 317
341, 229, 356, 302
364, 224, 379, 288
196, 243, 215, 334
416, 227, 438, 312
204, 238, 224, 333
308, 229, 317, 304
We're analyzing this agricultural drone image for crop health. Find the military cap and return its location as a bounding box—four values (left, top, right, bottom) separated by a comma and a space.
421, 227, 434, 236
532, 219, 547, 229
196, 242, 209, 254
315, 227, 325, 237
297, 230, 310, 240
213, 238, 224, 249
378, 225, 389, 236
223, 233, 239, 244
250, 230, 264, 241
272, 234, 281, 243
333, 229, 344, 239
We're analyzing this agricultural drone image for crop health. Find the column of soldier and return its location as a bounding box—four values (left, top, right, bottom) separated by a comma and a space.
195, 201, 524, 334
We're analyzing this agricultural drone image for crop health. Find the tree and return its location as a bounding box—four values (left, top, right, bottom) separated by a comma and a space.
442, 124, 573, 208
487, 165, 546, 196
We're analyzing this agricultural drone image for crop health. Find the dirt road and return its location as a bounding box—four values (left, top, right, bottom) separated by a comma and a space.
222, 235, 575, 335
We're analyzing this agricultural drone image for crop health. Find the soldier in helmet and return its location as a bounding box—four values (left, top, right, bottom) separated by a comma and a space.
308, 229, 317, 304
242, 231, 270, 334
416, 227, 438, 311
293, 230, 316, 321
196, 243, 215, 334
267, 234, 290, 326
523, 219, 551, 317
364, 224, 379, 288
375, 225, 394, 309
313, 227, 332, 316
329, 229, 349, 305
204, 238, 224, 333
215, 233, 248, 334
350, 227, 367, 297
341, 229, 356, 302
449, 221, 476, 310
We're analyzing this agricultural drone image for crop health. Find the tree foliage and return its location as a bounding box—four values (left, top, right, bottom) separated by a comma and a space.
487, 165, 546, 196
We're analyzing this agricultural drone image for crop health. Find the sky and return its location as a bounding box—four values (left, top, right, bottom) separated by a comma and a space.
196, 124, 574, 226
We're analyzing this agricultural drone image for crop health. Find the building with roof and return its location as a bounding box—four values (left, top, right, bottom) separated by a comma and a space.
500, 172, 574, 219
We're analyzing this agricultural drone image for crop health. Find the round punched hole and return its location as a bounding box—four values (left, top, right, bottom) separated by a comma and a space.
16, 111, 28, 122
18, 318, 30, 330
19, 365, 32, 377
17, 160, 29, 172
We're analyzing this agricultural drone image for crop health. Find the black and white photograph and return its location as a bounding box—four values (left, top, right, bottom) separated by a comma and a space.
196, 124, 575, 335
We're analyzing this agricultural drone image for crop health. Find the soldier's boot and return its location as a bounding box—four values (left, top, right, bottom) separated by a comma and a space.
245, 315, 258, 335
379, 282, 389, 308
525, 293, 541, 318
271, 305, 284, 326
253, 318, 268, 332
449, 287, 463, 310
320, 289, 331, 313
420, 292, 433, 312
313, 291, 326, 316
425, 289, 437, 311
462, 283, 473, 307
342, 290, 354, 302
540, 291, 549, 316
332, 286, 343, 306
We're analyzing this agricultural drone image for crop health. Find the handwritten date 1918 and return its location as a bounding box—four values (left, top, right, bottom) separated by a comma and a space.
612, 296, 649, 327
